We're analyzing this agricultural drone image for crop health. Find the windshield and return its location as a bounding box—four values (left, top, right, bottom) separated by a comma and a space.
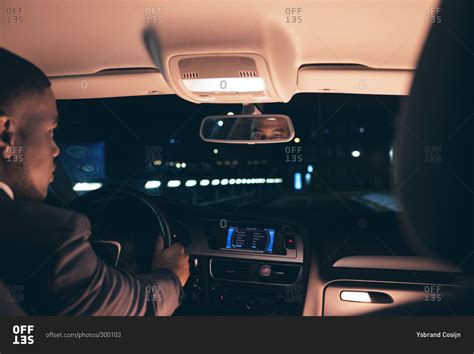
56, 93, 400, 211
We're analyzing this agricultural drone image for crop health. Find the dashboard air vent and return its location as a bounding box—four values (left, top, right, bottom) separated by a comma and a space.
211, 259, 302, 285
211, 259, 251, 281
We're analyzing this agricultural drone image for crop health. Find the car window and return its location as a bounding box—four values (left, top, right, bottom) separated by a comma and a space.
56, 93, 400, 211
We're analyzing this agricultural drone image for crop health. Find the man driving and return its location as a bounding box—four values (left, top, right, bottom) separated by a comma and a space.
0, 48, 190, 316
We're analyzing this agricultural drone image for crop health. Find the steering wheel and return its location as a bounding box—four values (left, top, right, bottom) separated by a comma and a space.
71, 186, 173, 273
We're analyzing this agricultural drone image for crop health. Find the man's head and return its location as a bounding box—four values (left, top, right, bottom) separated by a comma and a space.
0, 48, 60, 201
250, 117, 291, 141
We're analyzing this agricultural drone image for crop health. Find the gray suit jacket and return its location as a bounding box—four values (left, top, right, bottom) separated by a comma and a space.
0, 190, 183, 316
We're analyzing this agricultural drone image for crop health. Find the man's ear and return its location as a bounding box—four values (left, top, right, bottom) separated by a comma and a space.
0, 114, 17, 161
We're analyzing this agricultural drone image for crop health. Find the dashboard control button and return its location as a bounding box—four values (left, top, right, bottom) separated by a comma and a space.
259, 264, 272, 277
285, 235, 296, 249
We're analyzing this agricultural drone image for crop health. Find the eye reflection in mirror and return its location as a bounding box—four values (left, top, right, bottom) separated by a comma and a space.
200, 114, 295, 144
250, 117, 291, 141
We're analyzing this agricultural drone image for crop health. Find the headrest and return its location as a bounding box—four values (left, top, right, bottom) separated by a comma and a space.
394, 0, 473, 272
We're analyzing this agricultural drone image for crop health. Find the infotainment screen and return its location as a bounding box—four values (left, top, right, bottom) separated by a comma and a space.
225, 226, 275, 253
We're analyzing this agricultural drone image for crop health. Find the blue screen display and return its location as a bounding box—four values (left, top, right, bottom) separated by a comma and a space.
225, 226, 275, 253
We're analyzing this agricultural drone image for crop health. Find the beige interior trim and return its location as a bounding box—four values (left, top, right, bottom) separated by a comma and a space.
52, 67, 414, 100
297, 66, 414, 96
333, 255, 460, 273
50, 69, 172, 100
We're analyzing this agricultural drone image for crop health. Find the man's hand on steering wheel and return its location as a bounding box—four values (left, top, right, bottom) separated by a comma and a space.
152, 237, 190, 287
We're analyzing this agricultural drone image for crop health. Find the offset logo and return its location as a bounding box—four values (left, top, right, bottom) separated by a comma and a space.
12, 325, 34, 345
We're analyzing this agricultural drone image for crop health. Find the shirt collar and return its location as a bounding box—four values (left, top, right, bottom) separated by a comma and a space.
0, 181, 14, 200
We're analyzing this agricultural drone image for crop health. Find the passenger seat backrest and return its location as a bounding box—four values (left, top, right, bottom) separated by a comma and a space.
395, 0, 474, 273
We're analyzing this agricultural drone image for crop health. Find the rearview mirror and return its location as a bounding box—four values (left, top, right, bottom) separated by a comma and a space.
200, 114, 295, 144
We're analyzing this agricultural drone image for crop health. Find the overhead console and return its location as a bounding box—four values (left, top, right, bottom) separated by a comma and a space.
168, 54, 280, 103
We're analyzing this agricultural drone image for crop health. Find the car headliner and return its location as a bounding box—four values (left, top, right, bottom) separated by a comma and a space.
1, 0, 439, 101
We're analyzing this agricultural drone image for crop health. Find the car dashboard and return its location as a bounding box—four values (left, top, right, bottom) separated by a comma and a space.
177, 217, 307, 315
76, 192, 469, 317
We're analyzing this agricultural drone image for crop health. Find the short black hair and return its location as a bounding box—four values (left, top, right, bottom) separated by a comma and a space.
0, 48, 51, 113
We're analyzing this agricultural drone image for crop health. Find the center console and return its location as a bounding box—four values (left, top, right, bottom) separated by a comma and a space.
181, 219, 306, 315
